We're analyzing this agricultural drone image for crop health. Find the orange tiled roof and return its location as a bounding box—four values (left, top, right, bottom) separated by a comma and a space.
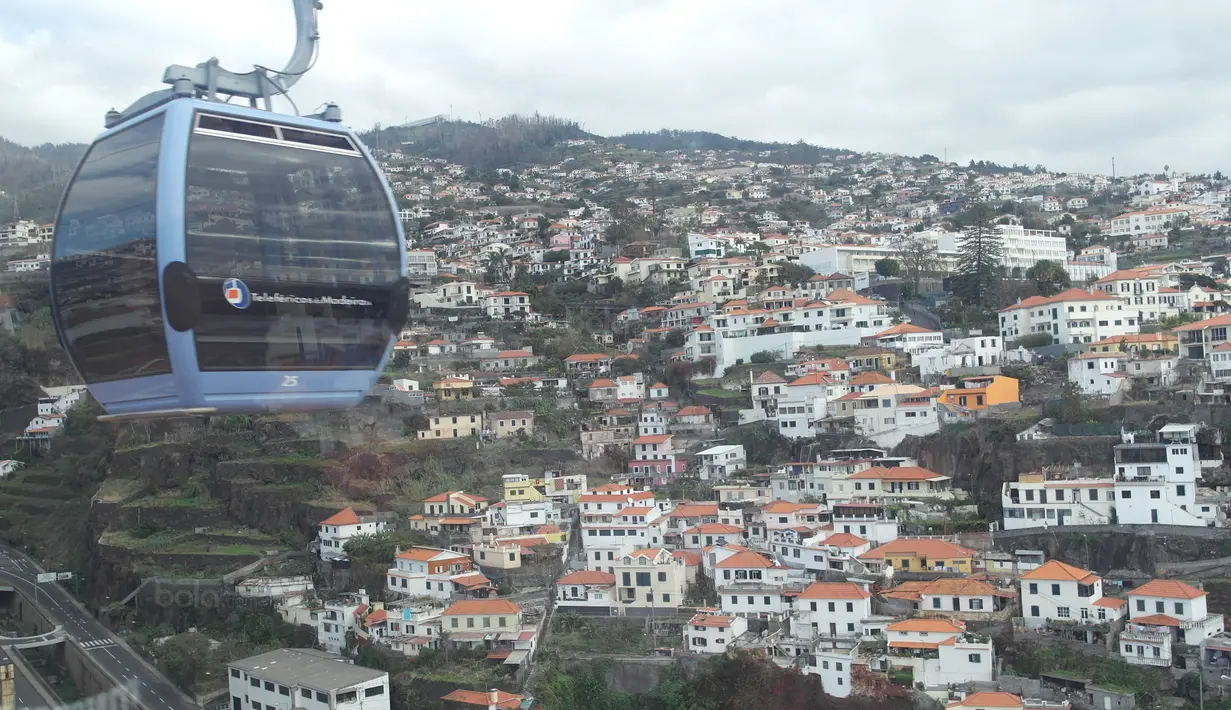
1131, 579, 1206, 600
319, 507, 360, 526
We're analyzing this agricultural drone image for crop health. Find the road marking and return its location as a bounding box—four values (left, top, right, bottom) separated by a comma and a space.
81, 639, 118, 649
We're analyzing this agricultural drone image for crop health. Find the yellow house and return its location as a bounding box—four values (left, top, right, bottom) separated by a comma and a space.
845, 347, 897, 372
419, 414, 483, 440
858, 538, 975, 574
501, 471, 588, 504
1087, 332, 1178, 353
936, 375, 1020, 412
489, 411, 534, 439
408, 490, 489, 534
433, 377, 475, 401
441, 598, 522, 632
503, 474, 545, 503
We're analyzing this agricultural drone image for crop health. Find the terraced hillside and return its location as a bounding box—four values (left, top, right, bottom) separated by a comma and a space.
3, 397, 602, 607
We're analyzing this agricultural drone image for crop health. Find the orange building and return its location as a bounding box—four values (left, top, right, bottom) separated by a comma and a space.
936, 375, 1019, 411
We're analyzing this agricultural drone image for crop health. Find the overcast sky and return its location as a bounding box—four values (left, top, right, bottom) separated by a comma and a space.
2, 0, 1227, 175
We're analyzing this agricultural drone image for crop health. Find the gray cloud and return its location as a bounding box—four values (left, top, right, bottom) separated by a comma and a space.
0, 0, 1224, 174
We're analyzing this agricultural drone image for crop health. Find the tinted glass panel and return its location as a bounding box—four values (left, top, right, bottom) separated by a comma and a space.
51, 115, 169, 383
197, 114, 278, 139
184, 127, 400, 372
279, 128, 354, 151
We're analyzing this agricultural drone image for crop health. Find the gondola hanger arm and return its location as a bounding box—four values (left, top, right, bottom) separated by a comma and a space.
106, 0, 324, 127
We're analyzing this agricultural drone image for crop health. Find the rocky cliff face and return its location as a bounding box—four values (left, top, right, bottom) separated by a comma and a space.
893, 422, 1117, 517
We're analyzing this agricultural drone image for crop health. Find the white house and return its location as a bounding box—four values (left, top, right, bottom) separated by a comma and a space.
1067, 353, 1129, 397
684, 609, 748, 654
915, 335, 1002, 378
228, 648, 390, 710
1126, 578, 1223, 647
792, 582, 873, 641
318, 508, 390, 561
555, 570, 616, 614
1019, 560, 1127, 639
483, 291, 532, 318
694, 445, 747, 480
886, 618, 994, 692
802, 647, 854, 697
386, 547, 484, 600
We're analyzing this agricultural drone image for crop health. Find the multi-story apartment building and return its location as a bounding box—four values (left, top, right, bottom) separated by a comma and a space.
1105, 207, 1190, 237
998, 288, 1138, 346
996, 225, 1068, 273
885, 618, 995, 690
579, 487, 665, 572
406, 249, 439, 280
1003, 423, 1218, 529
694, 445, 747, 480
1175, 312, 1231, 359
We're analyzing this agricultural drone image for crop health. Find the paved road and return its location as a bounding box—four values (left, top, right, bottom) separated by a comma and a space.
14, 663, 50, 709
0, 546, 196, 710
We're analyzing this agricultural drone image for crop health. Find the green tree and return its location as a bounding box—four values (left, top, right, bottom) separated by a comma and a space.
955, 202, 1003, 307
874, 258, 901, 278
1024, 259, 1071, 296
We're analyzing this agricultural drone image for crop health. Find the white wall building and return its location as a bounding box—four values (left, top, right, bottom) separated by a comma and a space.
915, 335, 1003, 378
802, 648, 854, 697
1019, 560, 1127, 634
1121, 578, 1223, 668
386, 547, 478, 600
555, 570, 616, 613
999, 288, 1139, 346
684, 610, 748, 654
695, 445, 747, 480
1067, 353, 1129, 397
318, 508, 390, 561
228, 649, 390, 710
791, 582, 873, 641
1003, 423, 1216, 530
997, 225, 1068, 274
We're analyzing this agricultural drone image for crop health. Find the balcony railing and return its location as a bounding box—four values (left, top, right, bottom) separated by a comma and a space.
1122, 628, 1172, 643
1180, 614, 1223, 630
1125, 655, 1171, 667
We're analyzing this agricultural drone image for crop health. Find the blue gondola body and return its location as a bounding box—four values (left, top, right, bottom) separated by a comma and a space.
50, 99, 409, 417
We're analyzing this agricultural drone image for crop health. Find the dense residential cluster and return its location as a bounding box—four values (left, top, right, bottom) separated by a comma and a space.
12, 126, 1231, 710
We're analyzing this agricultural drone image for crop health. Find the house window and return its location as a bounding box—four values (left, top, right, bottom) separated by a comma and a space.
1136, 599, 1146, 611
968, 653, 982, 663
1051, 584, 1061, 595
1057, 607, 1070, 618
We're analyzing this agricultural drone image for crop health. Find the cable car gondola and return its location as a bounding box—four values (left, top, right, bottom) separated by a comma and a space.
49, 0, 409, 421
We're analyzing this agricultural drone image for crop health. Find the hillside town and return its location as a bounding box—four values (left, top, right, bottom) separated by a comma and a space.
8, 128, 1231, 710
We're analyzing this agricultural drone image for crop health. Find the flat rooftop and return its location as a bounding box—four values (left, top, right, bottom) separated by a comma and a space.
229, 648, 385, 692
